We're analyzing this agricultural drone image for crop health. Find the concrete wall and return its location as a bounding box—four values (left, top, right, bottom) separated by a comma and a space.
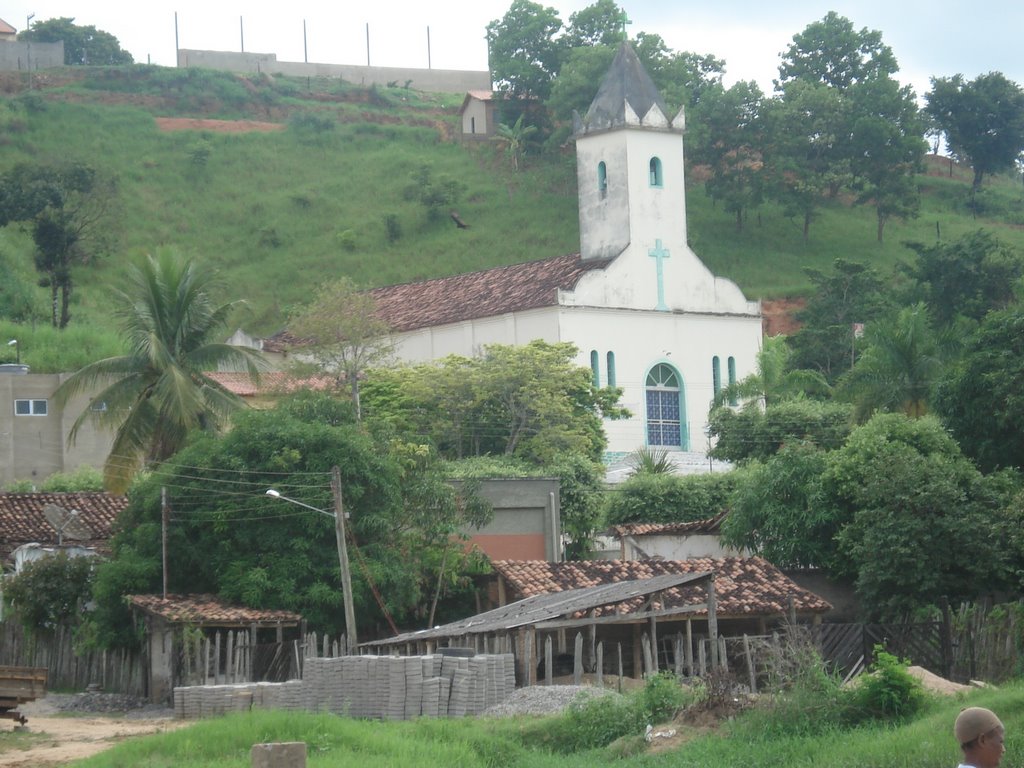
0, 41, 64, 71
622, 533, 746, 560
463, 478, 561, 562
0, 371, 113, 485
173, 653, 515, 719
177, 49, 490, 93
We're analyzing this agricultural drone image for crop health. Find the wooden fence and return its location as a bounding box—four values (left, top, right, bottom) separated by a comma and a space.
0, 620, 145, 697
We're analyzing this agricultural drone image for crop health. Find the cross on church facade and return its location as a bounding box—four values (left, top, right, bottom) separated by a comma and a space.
648, 239, 670, 311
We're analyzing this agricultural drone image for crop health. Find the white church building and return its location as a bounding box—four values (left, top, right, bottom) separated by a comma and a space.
367, 44, 762, 461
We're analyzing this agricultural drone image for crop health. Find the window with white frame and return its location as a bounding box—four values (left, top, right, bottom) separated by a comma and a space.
14, 399, 48, 416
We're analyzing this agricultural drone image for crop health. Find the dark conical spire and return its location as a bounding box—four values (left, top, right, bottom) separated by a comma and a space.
574, 42, 680, 135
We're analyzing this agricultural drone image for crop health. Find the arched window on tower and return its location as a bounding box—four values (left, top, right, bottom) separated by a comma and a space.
590, 350, 600, 387
645, 363, 687, 449
649, 156, 663, 187
606, 351, 616, 387
727, 356, 738, 406
598, 161, 608, 198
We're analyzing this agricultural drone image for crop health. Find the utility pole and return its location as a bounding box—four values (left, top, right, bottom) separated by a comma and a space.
162, 487, 169, 599
331, 466, 358, 653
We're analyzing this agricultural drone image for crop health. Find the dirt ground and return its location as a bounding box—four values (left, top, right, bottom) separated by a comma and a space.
154, 116, 285, 133
0, 698, 186, 767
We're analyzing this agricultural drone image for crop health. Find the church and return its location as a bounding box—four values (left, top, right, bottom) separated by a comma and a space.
366, 43, 762, 462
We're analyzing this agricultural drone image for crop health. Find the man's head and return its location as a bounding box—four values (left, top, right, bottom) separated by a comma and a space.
956, 707, 1005, 768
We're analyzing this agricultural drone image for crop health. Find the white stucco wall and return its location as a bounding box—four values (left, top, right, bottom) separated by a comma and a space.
623, 533, 747, 560
390, 308, 561, 363
461, 98, 492, 136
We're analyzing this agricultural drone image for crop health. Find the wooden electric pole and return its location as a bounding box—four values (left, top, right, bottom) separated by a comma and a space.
331, 466, 358, 652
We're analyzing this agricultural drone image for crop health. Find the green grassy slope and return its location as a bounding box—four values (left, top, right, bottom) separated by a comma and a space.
2, 66, 1024, 369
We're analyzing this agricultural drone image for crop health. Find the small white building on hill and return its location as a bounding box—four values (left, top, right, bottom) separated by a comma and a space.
362, 43, 762, 458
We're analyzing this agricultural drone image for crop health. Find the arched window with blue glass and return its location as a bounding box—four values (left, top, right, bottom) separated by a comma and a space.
590, 350, 600, 387
606, 351, 616, 387
727, 356, 737, 406
598, 161, 608, 198
645, 362, 687, 449
649, 156, 663, 187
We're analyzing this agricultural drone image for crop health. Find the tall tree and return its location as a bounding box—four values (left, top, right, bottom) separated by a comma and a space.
926, 72, 1024, 191
776, 11, 897, 89
562, 0, 626, 48
837, 302, 949, 421
697, 80, 765, 231
0, 162, 117, 328
486, 0, 564, 101
54, 249, 266, 492
848, 76, 926, 242
788, 259, 892, 383
934, 304, 1024, 472
19, 17, 133, 66
713, 334, 829, 409
900, 230, 1023, 326
288, 277, 392, 420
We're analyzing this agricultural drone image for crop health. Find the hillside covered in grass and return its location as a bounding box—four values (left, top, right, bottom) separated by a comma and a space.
2, 66, 1024, 370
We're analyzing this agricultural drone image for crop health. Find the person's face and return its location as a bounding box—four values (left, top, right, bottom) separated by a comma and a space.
975, 726, 1006, 768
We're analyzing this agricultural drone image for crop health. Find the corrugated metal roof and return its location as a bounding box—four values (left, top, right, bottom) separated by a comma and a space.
361, 571, 710, 647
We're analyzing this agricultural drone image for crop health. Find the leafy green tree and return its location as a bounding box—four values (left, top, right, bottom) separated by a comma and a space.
822, 414, 1018, 618
403, 164, 465, 224
85, 393, 491, 648
3, 553, 95, 636
54, 249, 266, 492
837, 303, 950, 421
288, 277, 392, 420
900, 230, 1023, 326
848, 76, 926, 242
486, 0, 564, 101
934, 304, 1024, 472
697, 80, 765, 231
709, 399, 853, 464
926, 72, 1024, 191
562, 0, 626, 48
788, 260, 892, 383
362, 340, 627, 464
0, 162, 118, 328
19, 17, 133, 66
776, 11, 897, 90
720, 443, 834, 568
761, 81, 850, 239
713, 334, 829, 409
545, 44, 616, 125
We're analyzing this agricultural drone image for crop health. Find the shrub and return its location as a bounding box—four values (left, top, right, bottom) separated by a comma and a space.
3, 553, 96, 636
853, 647, 927, 721
40, 465, 104, 492
606, 472, 737, 525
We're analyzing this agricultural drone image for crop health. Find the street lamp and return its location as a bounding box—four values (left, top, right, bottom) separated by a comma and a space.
266, 466, 357, 651
6, 339, 19, 365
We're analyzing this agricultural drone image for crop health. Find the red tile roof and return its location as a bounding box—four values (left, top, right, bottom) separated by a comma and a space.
129, 594, 302, 626
0, 492, 126, 563
612, 512, 728, 539
206, 370, 334, 397
368, 253, 611, 333
491, 558, 831, 617
0, 18, 15, 35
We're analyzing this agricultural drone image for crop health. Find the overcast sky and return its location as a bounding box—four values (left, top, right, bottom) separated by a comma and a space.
3, 1, 1021, 100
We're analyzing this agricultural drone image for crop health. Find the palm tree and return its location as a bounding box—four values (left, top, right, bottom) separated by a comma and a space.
837, 302, 949, 422
493, 115, 538, 172
714, 335, 830, 409
56, 249, 266, 492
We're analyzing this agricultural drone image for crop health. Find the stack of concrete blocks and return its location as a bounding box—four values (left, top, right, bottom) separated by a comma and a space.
172, 652, 515, 720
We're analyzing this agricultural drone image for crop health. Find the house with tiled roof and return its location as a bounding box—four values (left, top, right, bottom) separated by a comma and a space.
0, 18, 16, 41
363, 43, 762, 460
0, 492, 127, 569
459, 89, 496, 138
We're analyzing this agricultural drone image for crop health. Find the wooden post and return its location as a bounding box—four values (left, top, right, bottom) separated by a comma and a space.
544, 635, 553, 686
718, 637, 728, 671
214, 632, 222, 684
617, 642, 623, 693
631, 623, 643, 679
573, 632, 584, 685
596, 641, 604, 687
674, 633, 683, 677
686, 620, 694, 677
331, 466, 358, 653
226, 631, 235, 683
588, 611, 598, 673
526, 628, 536, 685
698, 640, 707, 676
743, 634, 756, 692
649, 614, 659, 673
642, 634, 653, 678
707, 575, 719, 669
